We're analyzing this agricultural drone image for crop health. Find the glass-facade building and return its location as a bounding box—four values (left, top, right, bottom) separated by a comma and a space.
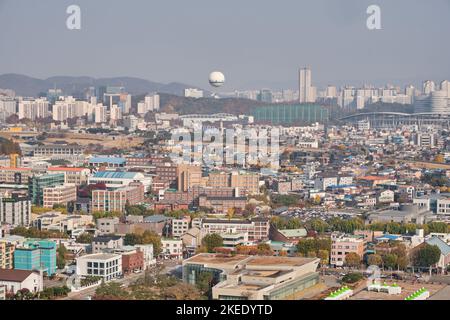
14, 239, 57, 275
28, 173, 65, 206
252, 104, 329, 125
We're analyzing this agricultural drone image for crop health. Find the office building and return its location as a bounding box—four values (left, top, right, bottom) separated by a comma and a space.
76, 253, 122, 282
47, 167, 91, 185
177, 164, 203, 192
201, 217, 270, 242
43, 184, 77, 208
91, 183, 145, 213
28, 173, 65, 206
14, 240, 57, 275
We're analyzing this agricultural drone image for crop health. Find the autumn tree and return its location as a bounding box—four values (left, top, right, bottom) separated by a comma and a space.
345, 252, 361, 269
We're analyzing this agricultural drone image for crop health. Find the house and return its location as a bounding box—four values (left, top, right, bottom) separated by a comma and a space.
161, 239, 183, 260
0, 269, 43, 295
377, 190, 395, 204
96, 217, 120, 235
92, 235, 123, 254
181, 227, 203, 255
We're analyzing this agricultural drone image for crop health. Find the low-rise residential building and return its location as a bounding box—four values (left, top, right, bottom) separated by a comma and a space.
96, 217, 120, 235
161, 239, 183, 260
0, 269, 43, 295
76, 253, 122, 281
121, 248, 144, 275
135, 244, 156, 269
92, 235, 123, 254
171, 216, 191, 238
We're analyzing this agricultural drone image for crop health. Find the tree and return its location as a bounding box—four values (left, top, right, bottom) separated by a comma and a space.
308, 219, 329, 234
413, 244, 441, 270
317, 250, 329, 265
382, 254, 398, 270
56, 244, 68, 270
367, 254, 383, 267
124, 233, 141, 246
141, 231, 162, 255
256, 243, 273, 256
94, 282, 129, 300
342, 272, 363, 284
427, 222, 448, 234
202, 234, 223, 253
163, 283, 203, 300
345, 252, 361, 268
76, 233, 94, 244
196, 271, 215, 297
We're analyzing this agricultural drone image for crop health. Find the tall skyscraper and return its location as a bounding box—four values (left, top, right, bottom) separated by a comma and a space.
423, 80, 436, 95
299, 67, 314, 103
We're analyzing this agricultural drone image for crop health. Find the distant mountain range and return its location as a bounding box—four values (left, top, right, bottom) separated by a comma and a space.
0, 73, 206, 97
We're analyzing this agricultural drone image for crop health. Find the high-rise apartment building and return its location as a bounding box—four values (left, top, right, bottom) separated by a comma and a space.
299, 67, 315, 103
18, 98, 49, 120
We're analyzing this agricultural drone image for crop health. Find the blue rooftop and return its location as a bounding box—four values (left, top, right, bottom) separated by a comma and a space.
93, 171, 139, 179
89, 157, 126, 165
376, 234, 400, 241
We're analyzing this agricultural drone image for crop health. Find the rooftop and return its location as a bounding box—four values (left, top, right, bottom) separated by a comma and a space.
89, 157, 126, 164
92, 171, 140, 179
78, 253, 121, 261
0, 269, 36, 282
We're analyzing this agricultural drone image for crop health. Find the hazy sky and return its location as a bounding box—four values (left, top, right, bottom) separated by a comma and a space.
0, 0, 449, 90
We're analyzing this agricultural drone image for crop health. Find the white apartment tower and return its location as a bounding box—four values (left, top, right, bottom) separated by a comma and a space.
299, 67, 314, 103
18, 99, 49, 120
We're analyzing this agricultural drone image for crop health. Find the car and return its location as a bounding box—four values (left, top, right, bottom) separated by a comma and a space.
392, 273, 403, 280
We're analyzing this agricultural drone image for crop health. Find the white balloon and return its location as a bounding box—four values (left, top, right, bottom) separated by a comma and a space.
209, 71, 225, 88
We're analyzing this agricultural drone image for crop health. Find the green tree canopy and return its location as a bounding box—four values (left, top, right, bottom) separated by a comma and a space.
202, 234, 224, 253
